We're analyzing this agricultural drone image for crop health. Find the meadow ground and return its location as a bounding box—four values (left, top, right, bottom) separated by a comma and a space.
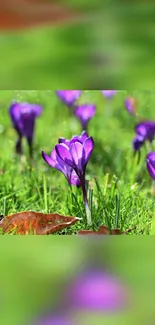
1, 91, 155, 325
0, 90, 155, 235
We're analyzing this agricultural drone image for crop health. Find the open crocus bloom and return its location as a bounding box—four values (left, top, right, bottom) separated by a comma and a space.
67, 269, 128, 312
101, 90, 117, 98
125, 97, 138, 115
56, 90, 82, 107
42, 131, 94, 186
42, 131, 94, 225
55, 132, 94, 180
9, 101, 42, 155
75, 104, 96, 130
146, 152, 155, 179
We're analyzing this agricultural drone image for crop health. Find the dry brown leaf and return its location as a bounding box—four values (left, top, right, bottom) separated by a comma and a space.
0, 211, 80, 235
0, 0, 80, 31
78, 225, 136, 235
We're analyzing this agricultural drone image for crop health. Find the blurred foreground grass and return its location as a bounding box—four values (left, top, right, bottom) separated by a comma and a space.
1, 238, 155, 325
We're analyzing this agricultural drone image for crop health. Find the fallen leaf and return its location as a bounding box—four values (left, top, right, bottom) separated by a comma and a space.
78, 225, 136, 235
0, 211, 80, 235
0, 0, 81, 31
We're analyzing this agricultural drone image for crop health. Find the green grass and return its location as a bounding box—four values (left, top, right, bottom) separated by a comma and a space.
1, 90, 155, 235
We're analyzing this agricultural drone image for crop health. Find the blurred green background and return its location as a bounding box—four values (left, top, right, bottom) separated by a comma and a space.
1, 1, 155, 88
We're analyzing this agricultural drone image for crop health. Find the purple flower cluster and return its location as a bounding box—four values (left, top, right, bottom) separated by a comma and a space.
56, 90, 96, 131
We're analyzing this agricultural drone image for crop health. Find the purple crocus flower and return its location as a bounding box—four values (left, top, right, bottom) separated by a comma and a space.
75, 104, 96, 131
146, 152, 155, 180
132, 134, 145, 152
101, 90, 117, 99
125, 97, 137, 115
135, 121, 155, 142
67, 269, 129, 312
56, 90, 82, 107
9, 101, 42, 157
42, 131, 94, 225
132, 121, 155, 154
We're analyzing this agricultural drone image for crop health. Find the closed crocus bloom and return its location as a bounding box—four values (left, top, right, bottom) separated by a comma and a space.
67, 270, 128, 312
132, 135, 145, 152
56, 90, 82, 107
75, 104, 96, 131
9, 101, 42, 156
146, 152, 155, 180
101, 90, 117, 98
42, 131, 93, 186
135, 121, 155, 142
125, 97, 138, 115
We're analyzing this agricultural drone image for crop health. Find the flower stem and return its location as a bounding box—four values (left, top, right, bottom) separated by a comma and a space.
81, 178, 92, 226
150, 179, 155, 195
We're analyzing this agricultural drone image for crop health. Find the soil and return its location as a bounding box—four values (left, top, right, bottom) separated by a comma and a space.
0, 0, 80, 31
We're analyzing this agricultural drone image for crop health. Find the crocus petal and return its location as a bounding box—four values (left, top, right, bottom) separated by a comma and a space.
32, 104, 43, 117
146, 152, 155, 179
70, 170, 81, 187
80, 131, 89, 143
42, 148, 64, 172
9, 102, 21, 124
135, 124, 147, 137
70, 141, 83, 172
42, 151, 57, 169
70, 131, 89, 145
135, 121, 155, 142
58, 138, 70, 147
83, 137, 94, 163
56, 144, 74, 168
42, 148, 66, 174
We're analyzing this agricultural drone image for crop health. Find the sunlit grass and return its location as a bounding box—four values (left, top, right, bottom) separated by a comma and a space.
0, 90, 155, 234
